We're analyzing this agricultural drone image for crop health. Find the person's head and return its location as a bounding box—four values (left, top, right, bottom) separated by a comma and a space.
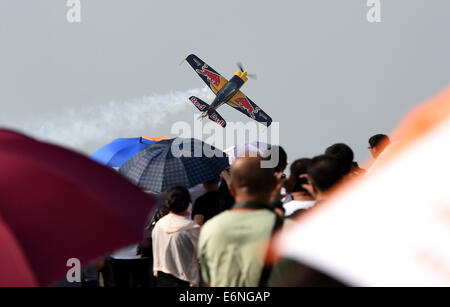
229, 156, 277, 205
153, 205, 170, 223
368, 134, 390, 158
263, 145, 288, 174
148, 205, 170, 232
351, 161, 366, 176
325, 143, 354, 175
166, 186, 191, 214
287, 158, 312, 193
203, 176, 220, 192
307, 155, 344, 197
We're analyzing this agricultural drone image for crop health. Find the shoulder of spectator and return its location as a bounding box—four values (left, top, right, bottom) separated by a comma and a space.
270, 199, 285, 212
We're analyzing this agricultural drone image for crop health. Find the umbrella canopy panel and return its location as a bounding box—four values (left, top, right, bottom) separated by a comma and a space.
120, 138, 229, 193
91, 136, 169, 168
224, 141, 270, 165
0, 130, 157, 286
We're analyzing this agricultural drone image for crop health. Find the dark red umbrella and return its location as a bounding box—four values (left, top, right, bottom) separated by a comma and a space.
0, 129, 156, 286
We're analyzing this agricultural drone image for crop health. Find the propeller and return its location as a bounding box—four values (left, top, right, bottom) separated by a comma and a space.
236, 62, 257, 80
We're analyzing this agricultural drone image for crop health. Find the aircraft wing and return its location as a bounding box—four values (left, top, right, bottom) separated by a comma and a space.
186, 54, 228, 95
227, 91, 272, 126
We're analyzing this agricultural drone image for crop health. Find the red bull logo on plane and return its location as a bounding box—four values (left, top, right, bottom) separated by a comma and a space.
196, 64, 221, 88
210, 113, 226, 127
235, 97, 260, 119
190, 97, 206, 110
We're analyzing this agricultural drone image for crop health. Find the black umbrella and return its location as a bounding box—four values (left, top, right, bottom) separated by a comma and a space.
119, 138, 229, 193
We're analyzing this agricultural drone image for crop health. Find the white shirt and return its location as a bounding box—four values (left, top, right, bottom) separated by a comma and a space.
283, 200, 316, 217
152, 213, 200, 285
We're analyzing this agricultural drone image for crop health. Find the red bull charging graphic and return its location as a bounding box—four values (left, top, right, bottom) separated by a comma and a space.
234, 97, 260, 119
196, 64, 221, 88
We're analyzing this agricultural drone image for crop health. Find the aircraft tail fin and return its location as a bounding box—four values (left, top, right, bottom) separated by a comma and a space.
189, 96, 226, 128
207, 109, 226, 128
189, 96, 209, 112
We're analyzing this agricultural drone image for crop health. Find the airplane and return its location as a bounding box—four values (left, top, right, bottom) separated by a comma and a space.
185, 54, 272, 128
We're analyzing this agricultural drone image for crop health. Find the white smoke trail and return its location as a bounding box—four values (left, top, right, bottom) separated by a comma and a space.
3, 87, 214, 153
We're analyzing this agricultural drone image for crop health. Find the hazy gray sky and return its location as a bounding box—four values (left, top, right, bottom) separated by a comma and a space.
1, 0, 449, 163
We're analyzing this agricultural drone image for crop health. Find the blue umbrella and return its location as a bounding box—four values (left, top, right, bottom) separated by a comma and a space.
119, 138, 229, 193
91, 137, 168, 168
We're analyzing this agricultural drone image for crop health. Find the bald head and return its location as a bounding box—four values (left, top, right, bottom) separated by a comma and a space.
229, 156, 276, 204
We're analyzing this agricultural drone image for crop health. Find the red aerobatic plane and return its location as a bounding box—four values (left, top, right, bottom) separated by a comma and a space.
185, 54, 272, 128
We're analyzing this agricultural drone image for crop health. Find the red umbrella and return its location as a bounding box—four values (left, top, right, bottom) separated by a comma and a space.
0, 129, 156, 286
